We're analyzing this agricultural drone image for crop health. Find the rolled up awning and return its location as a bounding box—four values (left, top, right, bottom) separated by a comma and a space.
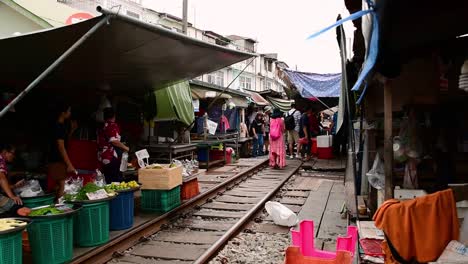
0, 8, 255, 99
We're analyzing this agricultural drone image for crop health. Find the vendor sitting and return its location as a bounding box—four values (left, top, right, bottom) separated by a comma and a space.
0, 144, 25, 217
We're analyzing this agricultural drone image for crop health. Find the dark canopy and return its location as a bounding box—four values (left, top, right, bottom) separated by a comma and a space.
0, 9, 254, 98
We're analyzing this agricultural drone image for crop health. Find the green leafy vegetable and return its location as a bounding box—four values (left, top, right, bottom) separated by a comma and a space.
75, 183, 102, 201
29, 206, 63, 216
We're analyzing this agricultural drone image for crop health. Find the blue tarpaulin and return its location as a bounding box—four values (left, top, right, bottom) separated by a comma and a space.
283, 69, 341, 98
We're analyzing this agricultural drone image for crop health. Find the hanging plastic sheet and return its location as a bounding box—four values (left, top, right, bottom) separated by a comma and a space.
306, 1, 378, 104
154, 81, 195, 126
282, 70, 341, 99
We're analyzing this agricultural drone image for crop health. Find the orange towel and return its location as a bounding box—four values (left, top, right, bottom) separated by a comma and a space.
373, 189, 459, 263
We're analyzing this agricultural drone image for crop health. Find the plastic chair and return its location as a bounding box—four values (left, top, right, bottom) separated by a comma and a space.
284, 246, 353, 264
290, 220, 358, 259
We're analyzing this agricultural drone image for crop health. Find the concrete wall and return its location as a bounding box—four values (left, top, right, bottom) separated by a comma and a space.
0, 2, 43, 38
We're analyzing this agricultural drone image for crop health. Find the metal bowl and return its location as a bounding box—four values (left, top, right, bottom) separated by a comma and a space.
0, 217, 31, 235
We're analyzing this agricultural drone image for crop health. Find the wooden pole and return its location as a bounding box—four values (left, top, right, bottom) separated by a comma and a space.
384, 80, 394, 200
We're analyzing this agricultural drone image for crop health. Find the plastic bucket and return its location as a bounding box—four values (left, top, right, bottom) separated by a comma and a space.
109, 190, 135, 230
0, 231, 23, 264
22, 193, 55, 209
28, 216, 74, 264
74, 201, 110, 247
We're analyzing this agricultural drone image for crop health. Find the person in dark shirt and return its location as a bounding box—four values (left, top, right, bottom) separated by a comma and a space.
299, 108, 313, 161
251, 113, 265, 157
47, 103, 77, 201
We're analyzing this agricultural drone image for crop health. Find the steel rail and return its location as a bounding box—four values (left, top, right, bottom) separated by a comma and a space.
70, 159, 268, 264
193, 162, 302, 264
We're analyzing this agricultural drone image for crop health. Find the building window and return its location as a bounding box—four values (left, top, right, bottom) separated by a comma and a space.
126, 10, 140, 19
239, 76, 252, 90
266, 81, 272, 90
207, 71, 224, 86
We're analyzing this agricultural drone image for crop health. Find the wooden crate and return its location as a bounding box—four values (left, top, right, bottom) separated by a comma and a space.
138, 165, 182, 190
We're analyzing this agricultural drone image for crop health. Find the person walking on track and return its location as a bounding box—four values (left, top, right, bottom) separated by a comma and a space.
269, 109, 286, 169
285, 103, 301, 159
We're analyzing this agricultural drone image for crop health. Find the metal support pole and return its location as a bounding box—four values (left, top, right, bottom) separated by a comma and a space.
182, 0, 188, 34
207, 57, 255, 110
0, 16, 109, 119
384, 80, 393, 200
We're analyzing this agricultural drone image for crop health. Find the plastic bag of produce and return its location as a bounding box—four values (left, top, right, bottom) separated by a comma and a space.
265, 201, 298, 227
64, 176, 83, 195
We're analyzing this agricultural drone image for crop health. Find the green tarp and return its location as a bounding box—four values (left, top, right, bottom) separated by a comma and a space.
154, 81, 195, 126
266, 96, 293, 113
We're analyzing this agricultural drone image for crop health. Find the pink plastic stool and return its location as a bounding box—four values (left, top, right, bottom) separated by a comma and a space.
290, 220, 358, 259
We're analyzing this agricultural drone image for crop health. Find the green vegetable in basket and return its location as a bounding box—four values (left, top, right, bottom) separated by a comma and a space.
75, 183, 102, 201
63, 193, 76, 202
29, 206, 63, 216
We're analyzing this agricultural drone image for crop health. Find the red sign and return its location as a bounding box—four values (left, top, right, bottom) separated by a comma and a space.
66, 13, 94, 25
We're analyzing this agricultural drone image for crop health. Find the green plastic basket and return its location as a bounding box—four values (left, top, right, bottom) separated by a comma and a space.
141, 186, 181, 213
27, 216, 74, 264
0, 231, 22, 264
74, 201, 110, 247
22, 193, 55, 209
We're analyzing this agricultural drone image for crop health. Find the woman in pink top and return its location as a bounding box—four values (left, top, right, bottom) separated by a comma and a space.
269, 108, 286, 169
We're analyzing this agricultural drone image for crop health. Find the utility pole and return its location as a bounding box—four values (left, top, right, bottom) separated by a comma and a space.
182, 0, 188, 34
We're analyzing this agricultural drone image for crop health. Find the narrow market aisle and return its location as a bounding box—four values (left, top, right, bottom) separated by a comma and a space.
69, 157, 269, 262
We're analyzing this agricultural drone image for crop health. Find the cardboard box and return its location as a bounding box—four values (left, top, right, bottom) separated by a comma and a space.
138, 165, 182, 190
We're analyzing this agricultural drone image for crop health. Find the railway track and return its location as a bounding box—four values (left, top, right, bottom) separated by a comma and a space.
71, 159, 302, 264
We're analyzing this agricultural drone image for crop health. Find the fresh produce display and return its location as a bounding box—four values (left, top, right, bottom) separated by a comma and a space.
146, 164, 164, 169
105, 181, 139, 191
29, 206, 63, 216
65, 182, 116, 202
0, 219, 27, 232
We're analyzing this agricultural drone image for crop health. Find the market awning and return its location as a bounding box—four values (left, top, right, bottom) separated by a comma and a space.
228, 97, 249, 108
282, 69, 341, 99
191, 87, 232, 99
248, 91, 270, 106
0, 7, 255, 98
266, 96, 293, 112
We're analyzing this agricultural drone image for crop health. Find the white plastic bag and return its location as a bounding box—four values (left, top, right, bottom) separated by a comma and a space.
366, 153, 385, 190
95, 169, 106, 187
64, 177, 83, 195
15, 180, 44, 197
265, 201, 298, 227
120, 152, 128, 172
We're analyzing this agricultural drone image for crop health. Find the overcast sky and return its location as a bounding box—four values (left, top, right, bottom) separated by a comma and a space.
142, 0, 352, 73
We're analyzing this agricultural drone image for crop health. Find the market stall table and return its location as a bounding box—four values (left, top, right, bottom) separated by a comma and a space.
139, 143, 197, 163
226, 137, 252, 158
192, 139, 230, 171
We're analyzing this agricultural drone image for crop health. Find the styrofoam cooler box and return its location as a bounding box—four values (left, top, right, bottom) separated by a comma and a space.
317, 135, 333, 159
317, 135, 333, 148
394, 186, 427, 200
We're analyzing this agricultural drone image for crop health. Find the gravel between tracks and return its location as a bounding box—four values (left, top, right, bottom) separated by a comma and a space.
209, 232, 289, 264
